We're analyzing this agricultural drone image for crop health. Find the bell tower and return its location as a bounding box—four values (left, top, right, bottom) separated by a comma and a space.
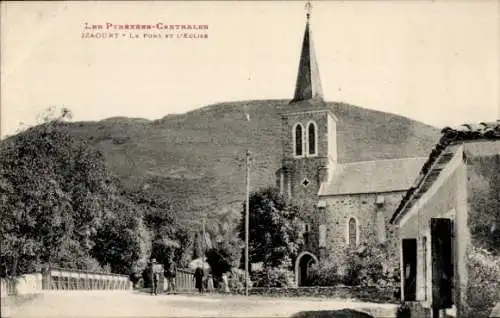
277, 1, 338, 201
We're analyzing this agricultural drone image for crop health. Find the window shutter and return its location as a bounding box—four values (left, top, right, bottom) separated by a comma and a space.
431, 218, 454, 309
402, 238, 417, 301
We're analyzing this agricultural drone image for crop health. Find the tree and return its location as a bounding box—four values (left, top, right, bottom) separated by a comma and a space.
238, 187, 303, 269
126, 187, 185, 269
91, 206, 147, 275
0, 107, 148, 276
0, 111, 97, 275
205, 247, 233, 282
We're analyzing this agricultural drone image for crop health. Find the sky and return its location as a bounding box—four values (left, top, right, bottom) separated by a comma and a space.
1, 0, 499, 138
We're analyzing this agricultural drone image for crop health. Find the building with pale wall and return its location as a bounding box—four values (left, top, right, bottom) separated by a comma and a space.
390, 122, 500, 317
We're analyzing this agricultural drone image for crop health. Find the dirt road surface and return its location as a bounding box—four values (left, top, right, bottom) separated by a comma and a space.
8, 291, 398, 318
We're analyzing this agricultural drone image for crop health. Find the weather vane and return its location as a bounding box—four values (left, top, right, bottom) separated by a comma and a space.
305, 0, 313, 21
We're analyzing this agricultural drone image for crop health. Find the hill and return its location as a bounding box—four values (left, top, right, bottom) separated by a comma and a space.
61, 100, 441, 228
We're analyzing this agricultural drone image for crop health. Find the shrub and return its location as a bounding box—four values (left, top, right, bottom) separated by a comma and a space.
396, 303, 411, 318
206, 247, 233, 283
341, 240, 392, 287
309, 258, 341, 286
251, 267, 292, 288
343, 248, 363, 286
228, 268, 252, 293
462, 246, 500, 318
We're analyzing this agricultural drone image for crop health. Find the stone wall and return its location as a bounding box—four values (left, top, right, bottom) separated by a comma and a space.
319, 191, 404, 270
0, 273, 43, 296
246, 286, 398, 304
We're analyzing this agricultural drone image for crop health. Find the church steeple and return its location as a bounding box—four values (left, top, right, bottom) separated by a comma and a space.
290, 1, 324, 104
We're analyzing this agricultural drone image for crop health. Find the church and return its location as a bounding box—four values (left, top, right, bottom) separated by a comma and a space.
276, 6, 428, 286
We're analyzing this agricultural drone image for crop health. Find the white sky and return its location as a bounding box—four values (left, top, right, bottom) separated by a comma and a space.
1, 0, 500, 138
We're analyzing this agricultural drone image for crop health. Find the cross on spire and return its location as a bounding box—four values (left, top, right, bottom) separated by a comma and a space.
305, 1, 313, 21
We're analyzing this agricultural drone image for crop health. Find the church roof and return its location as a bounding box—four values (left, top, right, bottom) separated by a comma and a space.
290, 13, 324, 104
390, 121, 500, 224
318, 157, 428, 196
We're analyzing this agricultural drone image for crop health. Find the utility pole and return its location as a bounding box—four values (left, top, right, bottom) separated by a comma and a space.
202, 217, 206, 274
244, 149, 250, 297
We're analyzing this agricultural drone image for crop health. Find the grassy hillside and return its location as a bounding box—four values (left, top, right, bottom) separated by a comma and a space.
63, 100, 440, 227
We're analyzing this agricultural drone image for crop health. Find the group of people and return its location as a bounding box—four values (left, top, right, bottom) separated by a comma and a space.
149, 257, 230, 296
193, 266, 230, 295
150, 256, 177, 295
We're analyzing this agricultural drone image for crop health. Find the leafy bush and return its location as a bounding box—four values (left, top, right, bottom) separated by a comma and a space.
342, 248, 364, 286
462, 246, 500, 318
206, 247, 233, 282
227, 268, 252, 292
341, 238, 392, 287
251, 267, 292, 288
395, 302, 411, 318
309, 258, 341, 286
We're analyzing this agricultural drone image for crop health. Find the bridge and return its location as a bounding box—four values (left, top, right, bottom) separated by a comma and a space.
1, 267, 399, 318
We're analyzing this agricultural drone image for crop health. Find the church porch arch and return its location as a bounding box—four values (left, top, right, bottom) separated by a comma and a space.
295, 251, 319, 287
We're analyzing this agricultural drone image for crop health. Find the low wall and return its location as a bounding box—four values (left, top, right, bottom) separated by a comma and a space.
1, 273, 43, 296
1, 274, 43, 318
45, 268, 132, 290
247, 286, 398, 304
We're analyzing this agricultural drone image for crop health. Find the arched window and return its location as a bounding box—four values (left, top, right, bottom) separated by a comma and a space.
348, 218, 357, 247
294, 124, 303, 156
307, 122, 317, 156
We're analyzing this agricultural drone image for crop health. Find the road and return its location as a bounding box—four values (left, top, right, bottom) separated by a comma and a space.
7, 291, 398, 318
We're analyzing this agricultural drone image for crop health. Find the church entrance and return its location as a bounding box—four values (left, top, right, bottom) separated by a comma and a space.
295, 252, 318, 287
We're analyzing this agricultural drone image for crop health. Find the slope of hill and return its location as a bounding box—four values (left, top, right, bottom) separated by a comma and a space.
63, 100, 441, 227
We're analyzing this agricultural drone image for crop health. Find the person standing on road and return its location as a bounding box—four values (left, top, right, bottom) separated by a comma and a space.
206, 275, 214, 295
150, 258, 160, 295
165, 255, 177, 294
193, 266, 204, 295
221, 273, 230, 294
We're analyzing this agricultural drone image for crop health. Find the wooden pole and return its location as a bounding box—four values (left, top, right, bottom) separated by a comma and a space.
245, 150, 250, 297
202, 217, 206, 274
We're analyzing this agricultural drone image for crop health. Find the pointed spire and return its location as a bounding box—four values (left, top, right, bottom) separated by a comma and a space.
290, 1, 324, 104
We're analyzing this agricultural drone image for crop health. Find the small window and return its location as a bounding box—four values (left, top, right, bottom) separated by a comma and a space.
294, 124, 303, 156
348, 218, 357, 247
303, 223, 311, 246
305, 224, 310, 233
307, 122, 317, 155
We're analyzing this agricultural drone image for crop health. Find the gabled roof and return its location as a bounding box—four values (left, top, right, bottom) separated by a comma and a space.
290, 16, 324, 104
318, 157, 428, 196
390, 121, 500, 224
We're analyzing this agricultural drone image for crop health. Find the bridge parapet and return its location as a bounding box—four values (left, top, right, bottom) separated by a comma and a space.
42, 267, 132, 291
173, 268, 196, 292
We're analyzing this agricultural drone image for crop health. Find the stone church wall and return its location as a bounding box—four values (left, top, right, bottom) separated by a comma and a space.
318, 191, 405, 271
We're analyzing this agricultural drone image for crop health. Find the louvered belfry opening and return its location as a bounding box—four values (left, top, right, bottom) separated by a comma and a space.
295, 124, 303, 156
308, 123, 316, 155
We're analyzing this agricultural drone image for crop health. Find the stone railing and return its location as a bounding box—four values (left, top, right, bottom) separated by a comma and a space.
43, 267, 131, 291
174, 268, 196, 292
247, 285, 398, 304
